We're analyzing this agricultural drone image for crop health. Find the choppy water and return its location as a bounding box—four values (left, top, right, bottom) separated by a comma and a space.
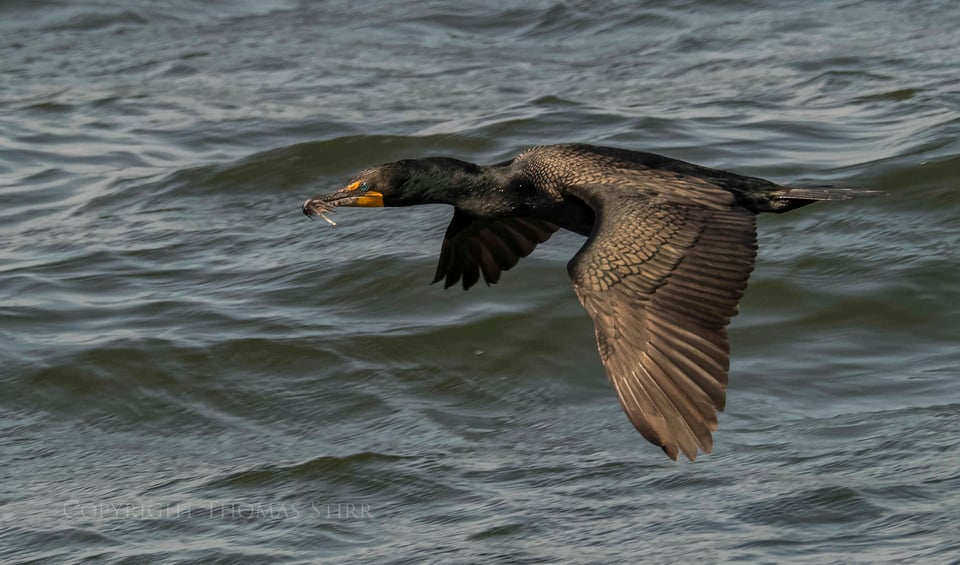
2, 0, 959, 562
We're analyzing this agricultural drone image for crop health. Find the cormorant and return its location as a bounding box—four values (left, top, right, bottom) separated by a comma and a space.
302, 143, 872, 461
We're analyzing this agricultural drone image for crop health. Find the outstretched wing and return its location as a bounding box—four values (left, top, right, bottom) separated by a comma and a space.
434, 208, 559, 290
568, 190, 757, 461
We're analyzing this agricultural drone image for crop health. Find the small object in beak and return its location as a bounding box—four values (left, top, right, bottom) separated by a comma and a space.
303, 198, 337, 226
318, 211, 337, 226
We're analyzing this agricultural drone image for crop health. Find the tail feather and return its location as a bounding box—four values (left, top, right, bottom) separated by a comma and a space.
756, 185, 883, 213
782, 186, 884, 201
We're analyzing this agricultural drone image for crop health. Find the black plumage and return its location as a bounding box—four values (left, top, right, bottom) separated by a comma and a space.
302, 143, 872, 461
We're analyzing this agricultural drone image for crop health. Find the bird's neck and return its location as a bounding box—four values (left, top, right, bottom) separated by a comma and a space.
401, 159, 513, 215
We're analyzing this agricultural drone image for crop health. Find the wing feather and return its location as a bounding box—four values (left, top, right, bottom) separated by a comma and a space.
568, 190, 757, 460
434, 209, 559, 290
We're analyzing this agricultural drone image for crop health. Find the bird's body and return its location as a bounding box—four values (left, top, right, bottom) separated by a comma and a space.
303, 143, 872, 461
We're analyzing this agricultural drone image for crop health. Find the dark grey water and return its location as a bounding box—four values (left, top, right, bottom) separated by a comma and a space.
2, 0, 959, 562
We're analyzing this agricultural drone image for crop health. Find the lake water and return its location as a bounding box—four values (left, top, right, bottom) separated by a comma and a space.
2, 0, 959, 562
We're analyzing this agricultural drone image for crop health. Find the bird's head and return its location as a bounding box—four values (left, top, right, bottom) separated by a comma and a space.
302, 167, 388, 217
302, 158, 489, 223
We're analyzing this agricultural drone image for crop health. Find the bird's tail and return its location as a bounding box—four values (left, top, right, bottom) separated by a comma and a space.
783, 185, 883, 201
767, 185, 883, 213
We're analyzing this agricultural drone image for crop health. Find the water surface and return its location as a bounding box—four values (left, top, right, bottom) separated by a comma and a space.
1, 0, 959, 562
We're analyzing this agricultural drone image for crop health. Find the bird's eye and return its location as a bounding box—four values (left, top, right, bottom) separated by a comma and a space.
359, 182, 369, 191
